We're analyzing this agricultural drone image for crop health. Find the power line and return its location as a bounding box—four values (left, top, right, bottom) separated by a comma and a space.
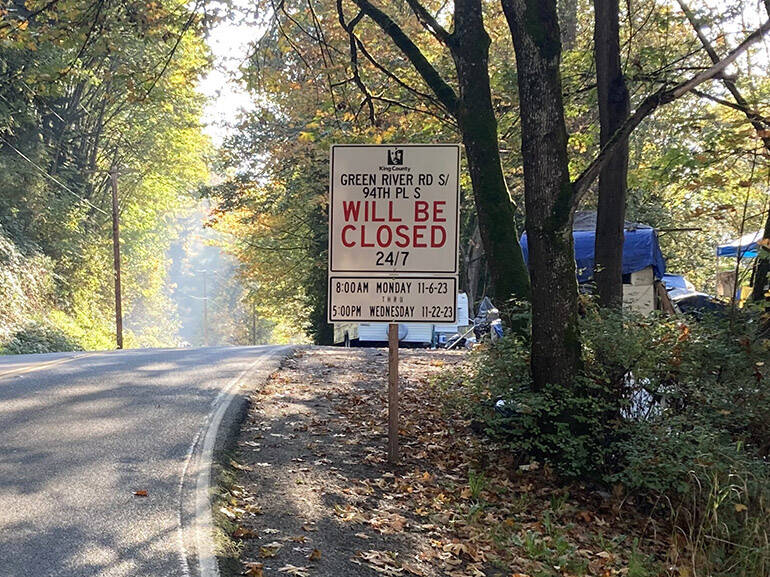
0, 135, 109, 216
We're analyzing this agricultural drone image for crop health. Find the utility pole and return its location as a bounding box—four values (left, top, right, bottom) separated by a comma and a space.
202, 271, 208, 347
110, 166, 124, 350
251, 300, 256, 346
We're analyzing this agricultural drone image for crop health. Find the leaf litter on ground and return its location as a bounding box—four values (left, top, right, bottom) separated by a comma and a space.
219, 348, 667, 577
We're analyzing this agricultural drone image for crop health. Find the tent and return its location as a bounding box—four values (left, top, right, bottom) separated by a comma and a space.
715, 230, 764, 259
519, 211, 667, 283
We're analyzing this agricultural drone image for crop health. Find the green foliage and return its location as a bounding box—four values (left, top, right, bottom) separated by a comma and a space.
453, 308, 770, 573
0, 225, 55, 341
0, 0, 211, 350
1, 320, 83, 354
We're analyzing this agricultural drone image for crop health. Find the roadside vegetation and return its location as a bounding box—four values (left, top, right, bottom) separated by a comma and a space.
450, 304, 770, 575
0, 1, 211, 352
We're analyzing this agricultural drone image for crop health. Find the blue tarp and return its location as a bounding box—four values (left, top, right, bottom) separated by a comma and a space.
662, 274, 690, 290
520, 213, 666, 283
716, 230, 763, 258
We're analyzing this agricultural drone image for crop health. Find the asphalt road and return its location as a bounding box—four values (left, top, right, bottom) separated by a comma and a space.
0, 346, 288, 577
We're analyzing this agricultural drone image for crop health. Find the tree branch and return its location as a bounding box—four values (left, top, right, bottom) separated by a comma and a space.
403, 0, 452, 45
677, 0, 770, 149
352, 36, 445, 110
337, 2, 376, 124
572, 17, 770, 210
692, 89, 770, 129
349, 0, 460, 116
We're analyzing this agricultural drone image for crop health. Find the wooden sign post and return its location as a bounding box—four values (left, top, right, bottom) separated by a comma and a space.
387, 323, 399, 464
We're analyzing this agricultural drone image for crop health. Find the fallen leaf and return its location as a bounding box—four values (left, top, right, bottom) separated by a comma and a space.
259, 541, 283, 558
229, 459, 253, 471
286, 535, 308, 543
244, 503, 263, 515
133, 490, 148, 497
354, 550, 404, 575
278, 565, 310, 577
243, 561, 264, 577
370, 513, 407, 534
308, 548, 322, 561
402, 561, 428, 576
220, 506, 238, 520
595, 551, 613, 560
233, 526, 258, 539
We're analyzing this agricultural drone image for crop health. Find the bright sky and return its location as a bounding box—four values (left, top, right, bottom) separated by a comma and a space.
198, 1, 259, 146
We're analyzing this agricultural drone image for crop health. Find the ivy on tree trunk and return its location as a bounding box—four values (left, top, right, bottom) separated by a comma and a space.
453, 0, 530, 311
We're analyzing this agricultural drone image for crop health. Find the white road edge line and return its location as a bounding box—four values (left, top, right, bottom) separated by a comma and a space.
177, 427, 202, 577
178, 347, 285, 577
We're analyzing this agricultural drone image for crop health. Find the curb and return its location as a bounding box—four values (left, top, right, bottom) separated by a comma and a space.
191, 346, 291, 577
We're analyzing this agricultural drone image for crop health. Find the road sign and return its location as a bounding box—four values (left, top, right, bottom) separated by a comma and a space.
328, 276, 457, 323
329, 144, 460, 274
328, 143, 461, 466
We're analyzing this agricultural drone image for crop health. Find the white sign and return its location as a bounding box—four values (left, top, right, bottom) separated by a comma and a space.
328, 276, 457, 323
329, 144, 460, 274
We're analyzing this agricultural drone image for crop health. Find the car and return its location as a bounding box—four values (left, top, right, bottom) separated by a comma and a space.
668, 288, 727, 319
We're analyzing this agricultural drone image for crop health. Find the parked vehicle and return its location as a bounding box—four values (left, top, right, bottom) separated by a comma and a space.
669, 289, 727, 319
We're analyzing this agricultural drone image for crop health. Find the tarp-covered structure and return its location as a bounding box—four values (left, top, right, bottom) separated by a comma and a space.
716, 230, 764, 259
520, 211, 667, 283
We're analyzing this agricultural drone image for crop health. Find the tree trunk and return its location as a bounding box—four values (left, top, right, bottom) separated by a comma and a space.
751, 211, 770, 301
501, 0, 581, 389
465, 221, 483, 314
593, 0, 630, 308
754, 0, 770, 303
558, 0, 578, 49
451, 0, 530, 313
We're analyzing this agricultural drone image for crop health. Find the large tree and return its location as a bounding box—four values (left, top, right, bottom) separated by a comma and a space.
340, 0, 531, 312
501, 0, 769, 388
593, 0, 629, 307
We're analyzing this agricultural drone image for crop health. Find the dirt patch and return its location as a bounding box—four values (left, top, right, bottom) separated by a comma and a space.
217, 346, 665, 577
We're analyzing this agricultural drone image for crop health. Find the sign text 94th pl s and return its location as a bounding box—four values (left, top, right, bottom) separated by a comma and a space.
329, 144, 460, 274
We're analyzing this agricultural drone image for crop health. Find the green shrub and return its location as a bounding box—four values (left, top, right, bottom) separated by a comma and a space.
1, 320, 83, 354
0, 226, 56, 341
451, 305, 770, 574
